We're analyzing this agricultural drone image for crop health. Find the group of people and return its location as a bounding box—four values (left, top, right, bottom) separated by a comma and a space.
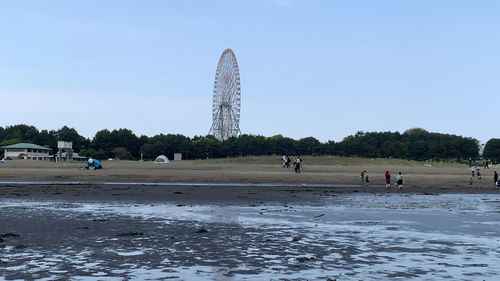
470, 165, 483, 179
478, 170, 500, 188
469, 158, 492, 170
282, 155, 302, 173
279, 156, 498, 189
360, 170, 404, 190
467, 159, 498, 188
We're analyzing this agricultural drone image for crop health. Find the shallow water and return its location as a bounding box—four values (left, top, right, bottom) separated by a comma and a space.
1, 193, 499, 280
0, 180, 361, 188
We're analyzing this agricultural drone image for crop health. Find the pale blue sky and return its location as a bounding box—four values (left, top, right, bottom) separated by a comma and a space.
0, 0, 498, 143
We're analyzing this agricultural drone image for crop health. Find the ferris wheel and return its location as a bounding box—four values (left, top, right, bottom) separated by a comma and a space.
209, 48, 241, 140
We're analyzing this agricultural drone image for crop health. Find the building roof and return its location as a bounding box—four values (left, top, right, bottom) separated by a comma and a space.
1, 143, 52, 150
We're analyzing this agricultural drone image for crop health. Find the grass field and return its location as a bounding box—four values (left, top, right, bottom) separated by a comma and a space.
190, 155, 467, 167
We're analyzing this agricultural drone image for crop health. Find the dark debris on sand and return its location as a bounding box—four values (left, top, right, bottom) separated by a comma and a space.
116, 232, 144, 237
196, 228, 208, 233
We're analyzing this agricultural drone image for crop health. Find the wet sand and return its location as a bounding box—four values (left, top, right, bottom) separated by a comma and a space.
1, 192, 499, 280
1, 159, 499, 280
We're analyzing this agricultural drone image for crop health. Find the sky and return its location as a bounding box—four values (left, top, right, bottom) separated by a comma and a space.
0, 0, 498, 144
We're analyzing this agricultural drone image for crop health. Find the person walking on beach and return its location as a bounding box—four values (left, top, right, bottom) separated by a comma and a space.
471, 166, 475, 177
494, 171, 498, 188
477, 166, 482, 179
385, 171, 391, 189
360, 170, 365, 184
294, 157, 301, 173
364, 171, 370, 186
396, 172, 403, 190
485, 160, 490, 169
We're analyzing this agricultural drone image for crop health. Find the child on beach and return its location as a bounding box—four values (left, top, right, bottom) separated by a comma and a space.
360, 171, 365, 184
396, 172, 403, 190
385, 171, 391, 189
364, 172, 369, 186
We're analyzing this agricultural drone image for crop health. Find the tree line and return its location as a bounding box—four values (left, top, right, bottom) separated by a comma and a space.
0, 124, 489, 162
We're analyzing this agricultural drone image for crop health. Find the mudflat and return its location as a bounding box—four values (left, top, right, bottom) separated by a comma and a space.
1, 158, 499, 280
1, 189, 499, 280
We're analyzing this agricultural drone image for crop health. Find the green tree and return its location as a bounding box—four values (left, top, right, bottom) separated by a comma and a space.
220, 136, 240, 157
91, 129, 141, 158
266, 135, 296, 155
3, 124, 40, 143
79, 148, 107, 160
91, 129, 113, 155
296, 137, 321, 155
140, 134, 192, 160
237, 134, 268, 156
55, 126, 89, 152
38, 130, 58, 151
112, 147, 135, 160
319, 140, 337, 155
483, 138, 500, 162
192, 136, 221, 158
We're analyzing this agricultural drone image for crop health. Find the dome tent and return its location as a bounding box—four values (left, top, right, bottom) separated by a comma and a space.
154, 155, 170, 164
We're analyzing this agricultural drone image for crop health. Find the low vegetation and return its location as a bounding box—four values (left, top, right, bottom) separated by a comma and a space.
191, 155, 466, 167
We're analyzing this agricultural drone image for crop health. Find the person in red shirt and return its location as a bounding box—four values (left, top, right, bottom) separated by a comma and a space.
385, 171, 391, 189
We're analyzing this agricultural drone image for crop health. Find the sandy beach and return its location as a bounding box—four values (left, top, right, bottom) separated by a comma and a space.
0, 157, 498, 193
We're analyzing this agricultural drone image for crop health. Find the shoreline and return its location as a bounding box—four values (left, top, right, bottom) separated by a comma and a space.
0, 181, 498, 206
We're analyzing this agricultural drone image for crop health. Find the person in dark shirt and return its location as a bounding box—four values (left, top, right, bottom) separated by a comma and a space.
294, 157, 301, 173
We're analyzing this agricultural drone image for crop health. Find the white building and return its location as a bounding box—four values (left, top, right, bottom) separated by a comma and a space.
1, 143, 52, 160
